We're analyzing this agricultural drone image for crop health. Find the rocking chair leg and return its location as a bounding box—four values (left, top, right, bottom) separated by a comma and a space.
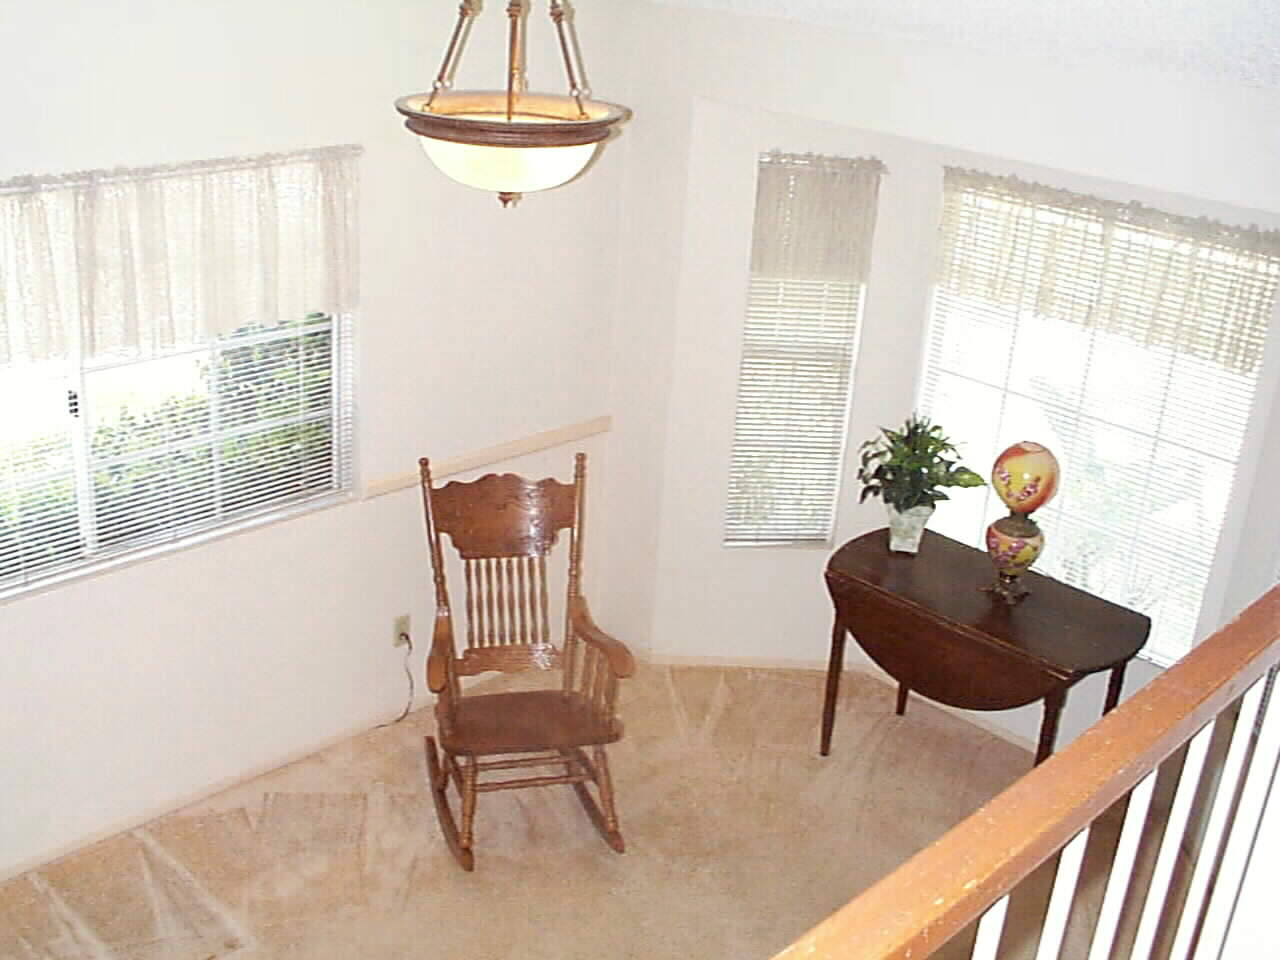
423, 736, 474, 871
459, 756, 479, 848
563, 747, 625, 853
593, 745, 625, 852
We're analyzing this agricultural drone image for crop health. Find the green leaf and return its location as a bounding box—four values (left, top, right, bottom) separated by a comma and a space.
855, 412, 986, 511
949, 466, 986, 488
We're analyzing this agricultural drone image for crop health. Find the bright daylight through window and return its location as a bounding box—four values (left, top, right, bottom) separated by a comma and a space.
0, 146, 359, 593
724, 152, 885, 545
921, 168, 1280, 663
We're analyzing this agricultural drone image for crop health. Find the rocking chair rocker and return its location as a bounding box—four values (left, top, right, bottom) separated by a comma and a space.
417, 453, 634, 870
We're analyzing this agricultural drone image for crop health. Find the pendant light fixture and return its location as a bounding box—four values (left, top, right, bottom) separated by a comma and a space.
396, 0, 631, 206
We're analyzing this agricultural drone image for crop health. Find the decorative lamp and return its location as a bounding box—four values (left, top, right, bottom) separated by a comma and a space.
395, 0, 631, 206
984, 441, 1060, 604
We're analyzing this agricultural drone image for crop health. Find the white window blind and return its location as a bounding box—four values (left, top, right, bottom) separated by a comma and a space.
724, 152, 885, 545
0, 145, 359, 593
921, 168, 1280, 663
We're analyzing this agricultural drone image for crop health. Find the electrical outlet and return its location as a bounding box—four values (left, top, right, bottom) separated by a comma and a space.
393, 613, 411, 647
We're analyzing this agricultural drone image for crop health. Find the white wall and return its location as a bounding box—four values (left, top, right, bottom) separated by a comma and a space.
0, 0, 626, 877
605, 3, 1280, 746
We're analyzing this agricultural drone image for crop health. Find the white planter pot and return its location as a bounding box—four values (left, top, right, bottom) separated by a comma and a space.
886, 503, 935, 554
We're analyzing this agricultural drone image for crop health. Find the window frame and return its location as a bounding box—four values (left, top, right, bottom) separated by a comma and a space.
723, 151, 885, 547
0, 147, 359, 599
0, 315, 356, 600
917, 167, 1280, 665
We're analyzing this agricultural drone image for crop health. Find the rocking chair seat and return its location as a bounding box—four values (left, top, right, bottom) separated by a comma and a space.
441, 690, 624, 756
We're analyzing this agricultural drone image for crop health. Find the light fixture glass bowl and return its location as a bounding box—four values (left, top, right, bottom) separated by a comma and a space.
396, 91, 630, 195
416, 139, 598, 194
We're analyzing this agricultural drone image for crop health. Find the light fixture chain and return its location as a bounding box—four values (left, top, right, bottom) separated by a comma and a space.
549, 0, 590, 116
506, 0, 529, 122
427, 0, 480, 108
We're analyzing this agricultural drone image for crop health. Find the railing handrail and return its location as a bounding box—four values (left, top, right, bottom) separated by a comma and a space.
776, 584, 1280, 960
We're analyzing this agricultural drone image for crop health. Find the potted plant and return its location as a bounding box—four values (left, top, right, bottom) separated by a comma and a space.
856, 414, 985, 553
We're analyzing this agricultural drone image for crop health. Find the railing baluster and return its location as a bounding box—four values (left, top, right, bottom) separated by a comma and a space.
1194, 669, 1280, 960
1087, 772, 1158, 960
1035, 828, 1090, 960
1168, 679, 1266, 960
971, 896, 1010, 960
1131, 722, 1215, 960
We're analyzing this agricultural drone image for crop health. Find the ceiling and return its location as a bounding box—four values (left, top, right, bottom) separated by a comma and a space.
651, 0, 1280, 89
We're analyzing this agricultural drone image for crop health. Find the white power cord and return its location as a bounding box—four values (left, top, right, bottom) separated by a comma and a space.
376, 632, 415, 728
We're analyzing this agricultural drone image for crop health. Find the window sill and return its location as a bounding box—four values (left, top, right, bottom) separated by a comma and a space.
0, 489, 355, 606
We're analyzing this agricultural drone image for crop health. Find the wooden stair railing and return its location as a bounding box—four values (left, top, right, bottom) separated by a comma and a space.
777, 584, 1280, 960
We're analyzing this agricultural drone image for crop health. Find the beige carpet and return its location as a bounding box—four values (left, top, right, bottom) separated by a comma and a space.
0, 664, 1036, 959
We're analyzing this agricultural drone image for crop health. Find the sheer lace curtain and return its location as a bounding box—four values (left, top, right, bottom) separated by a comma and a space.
751, 152, 885, 283
0, 145, 360, 366
938, 168, 1280, 377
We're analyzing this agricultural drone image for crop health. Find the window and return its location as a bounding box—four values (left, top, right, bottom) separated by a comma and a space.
921, 168, 1280, 663
723, 152, 885, 545
0, 146, 359, 593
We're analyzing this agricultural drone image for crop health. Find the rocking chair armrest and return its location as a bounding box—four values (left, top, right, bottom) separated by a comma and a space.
427, 611, 456, 694
570, 597, 635, 679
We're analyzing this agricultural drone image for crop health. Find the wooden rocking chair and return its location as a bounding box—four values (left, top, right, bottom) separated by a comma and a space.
417, 453, 634, 870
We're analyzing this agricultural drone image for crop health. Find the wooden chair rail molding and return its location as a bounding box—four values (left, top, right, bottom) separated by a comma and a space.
363, 416, 612, 500
776, 584, 1280, 960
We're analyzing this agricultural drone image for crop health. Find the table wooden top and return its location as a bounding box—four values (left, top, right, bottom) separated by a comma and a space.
826, 528, 1151, 677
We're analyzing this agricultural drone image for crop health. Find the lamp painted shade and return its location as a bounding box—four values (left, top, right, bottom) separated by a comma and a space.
992, 441, 1060, 515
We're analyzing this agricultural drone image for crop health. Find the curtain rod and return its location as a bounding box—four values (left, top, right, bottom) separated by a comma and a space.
0, 144, 363, 196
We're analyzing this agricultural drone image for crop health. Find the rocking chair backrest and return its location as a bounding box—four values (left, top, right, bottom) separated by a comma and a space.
419, 454, 586, 679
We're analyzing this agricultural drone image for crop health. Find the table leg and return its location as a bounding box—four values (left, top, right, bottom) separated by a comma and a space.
1035, 688, 1067, 765
1104, 664, 1128, 714
895, 683, 909, 716
820, 617, 847, 756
